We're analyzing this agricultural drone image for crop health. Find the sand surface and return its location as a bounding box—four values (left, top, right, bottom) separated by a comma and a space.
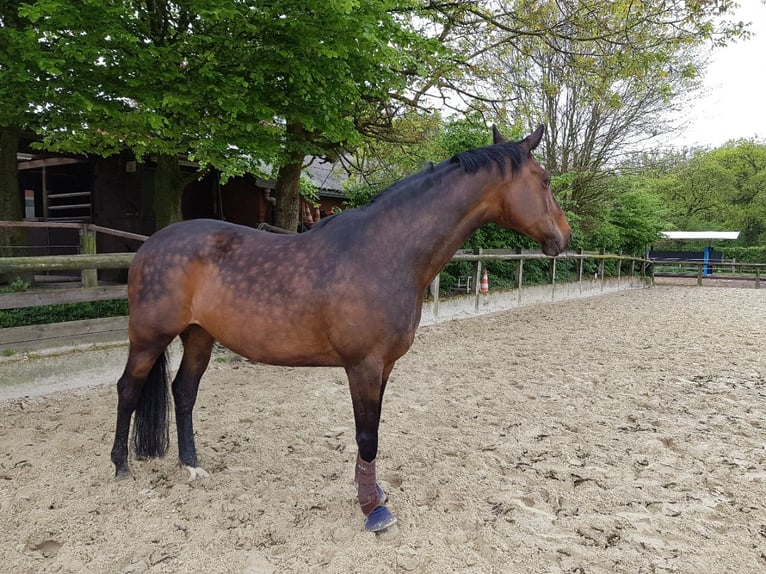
1, 285, 765, 573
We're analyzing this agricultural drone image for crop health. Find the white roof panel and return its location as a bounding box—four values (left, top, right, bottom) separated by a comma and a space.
660, 231, 740, 241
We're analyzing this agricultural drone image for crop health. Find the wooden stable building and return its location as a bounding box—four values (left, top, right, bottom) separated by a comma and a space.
14, 140, 347, 257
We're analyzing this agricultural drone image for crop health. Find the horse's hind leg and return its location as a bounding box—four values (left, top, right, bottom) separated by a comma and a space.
111, 340, 172, 479
172, 325, 215, 481
347, 359, 397, 532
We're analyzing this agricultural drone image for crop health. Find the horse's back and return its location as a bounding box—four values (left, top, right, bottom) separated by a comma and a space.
134, 218, 264, 258
127, 220, 277, 335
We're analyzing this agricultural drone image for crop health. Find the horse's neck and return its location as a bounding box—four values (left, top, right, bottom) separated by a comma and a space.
372, 167, 496, 286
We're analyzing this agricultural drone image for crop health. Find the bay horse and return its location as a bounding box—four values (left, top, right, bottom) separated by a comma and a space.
110, 125, 571, 532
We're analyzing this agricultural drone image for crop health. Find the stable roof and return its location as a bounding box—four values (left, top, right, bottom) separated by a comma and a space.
660, 231, 740, 241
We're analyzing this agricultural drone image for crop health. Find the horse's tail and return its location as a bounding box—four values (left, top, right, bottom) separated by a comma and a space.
133, 351, 170, 459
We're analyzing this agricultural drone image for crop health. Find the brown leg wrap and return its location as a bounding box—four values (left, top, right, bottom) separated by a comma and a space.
355, 454, 379, 516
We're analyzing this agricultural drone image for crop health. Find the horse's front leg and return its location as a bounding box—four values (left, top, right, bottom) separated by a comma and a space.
346, 359, 397, 532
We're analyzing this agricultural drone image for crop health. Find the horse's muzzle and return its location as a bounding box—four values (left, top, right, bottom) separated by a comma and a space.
541, 230, 571, 257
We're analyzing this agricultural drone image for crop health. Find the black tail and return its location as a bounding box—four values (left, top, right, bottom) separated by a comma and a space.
133, 351, 170, 459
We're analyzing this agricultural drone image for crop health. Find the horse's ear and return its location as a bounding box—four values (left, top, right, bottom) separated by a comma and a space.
492, 125, 508, 144
520, 125, 545, 152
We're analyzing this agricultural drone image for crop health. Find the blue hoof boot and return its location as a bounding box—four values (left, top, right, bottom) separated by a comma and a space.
376, 484, 387, 506
365, 505, 397, 532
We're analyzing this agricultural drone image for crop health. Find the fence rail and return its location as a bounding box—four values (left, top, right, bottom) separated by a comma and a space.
0, 285, 128, 311
0, 220, 148, 242
0, 253, 136, 274
653, 259, 765, 287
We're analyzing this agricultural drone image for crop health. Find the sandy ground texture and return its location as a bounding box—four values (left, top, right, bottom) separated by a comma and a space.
1, 285, 765, 573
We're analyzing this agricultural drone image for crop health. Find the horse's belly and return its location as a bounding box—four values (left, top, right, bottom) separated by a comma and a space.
201, 319, 343, 367
191, 282, 420, 368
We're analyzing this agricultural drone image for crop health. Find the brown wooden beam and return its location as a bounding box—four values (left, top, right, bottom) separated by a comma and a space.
16, 157, 87, 171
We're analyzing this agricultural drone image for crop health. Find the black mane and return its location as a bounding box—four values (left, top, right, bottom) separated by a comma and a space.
308, 140, 528, 232
451, 141, 526, 175
379, 140, 528, 200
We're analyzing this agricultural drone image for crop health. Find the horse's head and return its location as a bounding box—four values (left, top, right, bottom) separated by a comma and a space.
492, 125, 571, 256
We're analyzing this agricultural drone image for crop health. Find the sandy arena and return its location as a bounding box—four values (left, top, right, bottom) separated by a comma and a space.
1, 285, 765, 573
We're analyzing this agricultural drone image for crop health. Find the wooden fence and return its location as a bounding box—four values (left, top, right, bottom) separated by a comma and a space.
0, 221, 143, 351
0, 220, 146, 288
653, 260, 765, 288
430, 247, 648, 314
0, 221, 651, 352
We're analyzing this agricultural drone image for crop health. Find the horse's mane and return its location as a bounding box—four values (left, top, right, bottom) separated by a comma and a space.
451, 141, 526, 175
308, 140, 527, 232
376, 141, 527, 202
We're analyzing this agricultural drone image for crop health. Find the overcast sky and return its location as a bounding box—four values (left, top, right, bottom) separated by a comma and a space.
673, 0, 766, 148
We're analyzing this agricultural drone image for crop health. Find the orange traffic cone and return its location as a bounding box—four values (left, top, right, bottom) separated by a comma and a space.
480, 269, 489, 293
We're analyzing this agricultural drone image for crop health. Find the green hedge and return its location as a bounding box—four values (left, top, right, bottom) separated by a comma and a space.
0, 277, 129, 328
0, 299, 128, 329
717, 246, 766, 263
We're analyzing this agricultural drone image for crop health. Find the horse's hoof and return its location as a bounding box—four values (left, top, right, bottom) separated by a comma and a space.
184, 465, 210, 481
114, 467, 132, 481
376, 484, 387, 506
364, 505, 397, 532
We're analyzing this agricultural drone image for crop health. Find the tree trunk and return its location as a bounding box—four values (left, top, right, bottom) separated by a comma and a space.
274, 159, 303, 232
273, 122, 307, 232
153, 153, 184, 230
0, 124, 24, 259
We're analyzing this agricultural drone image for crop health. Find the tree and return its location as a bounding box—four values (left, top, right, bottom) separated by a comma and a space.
439, 0, 748, 215
711, 141, 766, 243
0, 1, 42, 254
19, 0, 284, 229
709, 140, 766, 205
342, 111, 506, 202
0, 123, 22, 257
8, 0, 749, 240
647, 140, 766, 244
238, 0, 445, 231
653, 152, 733, 229
332, 0, 750, 234
603, 177, 671, 254
17, 0, 445, 231
617, 137, 766, 250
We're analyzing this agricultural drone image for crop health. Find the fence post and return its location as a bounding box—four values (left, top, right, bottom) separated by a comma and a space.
550, 257, 557, 300
756, 266, 760, 289
473, 248, 483, 311
430, 275, 440, 317
598, 249, 605, 291
79, 225, 98, 288
515, 247, 524, 305
617, 251, 622, 289
696, 264, 703, 286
